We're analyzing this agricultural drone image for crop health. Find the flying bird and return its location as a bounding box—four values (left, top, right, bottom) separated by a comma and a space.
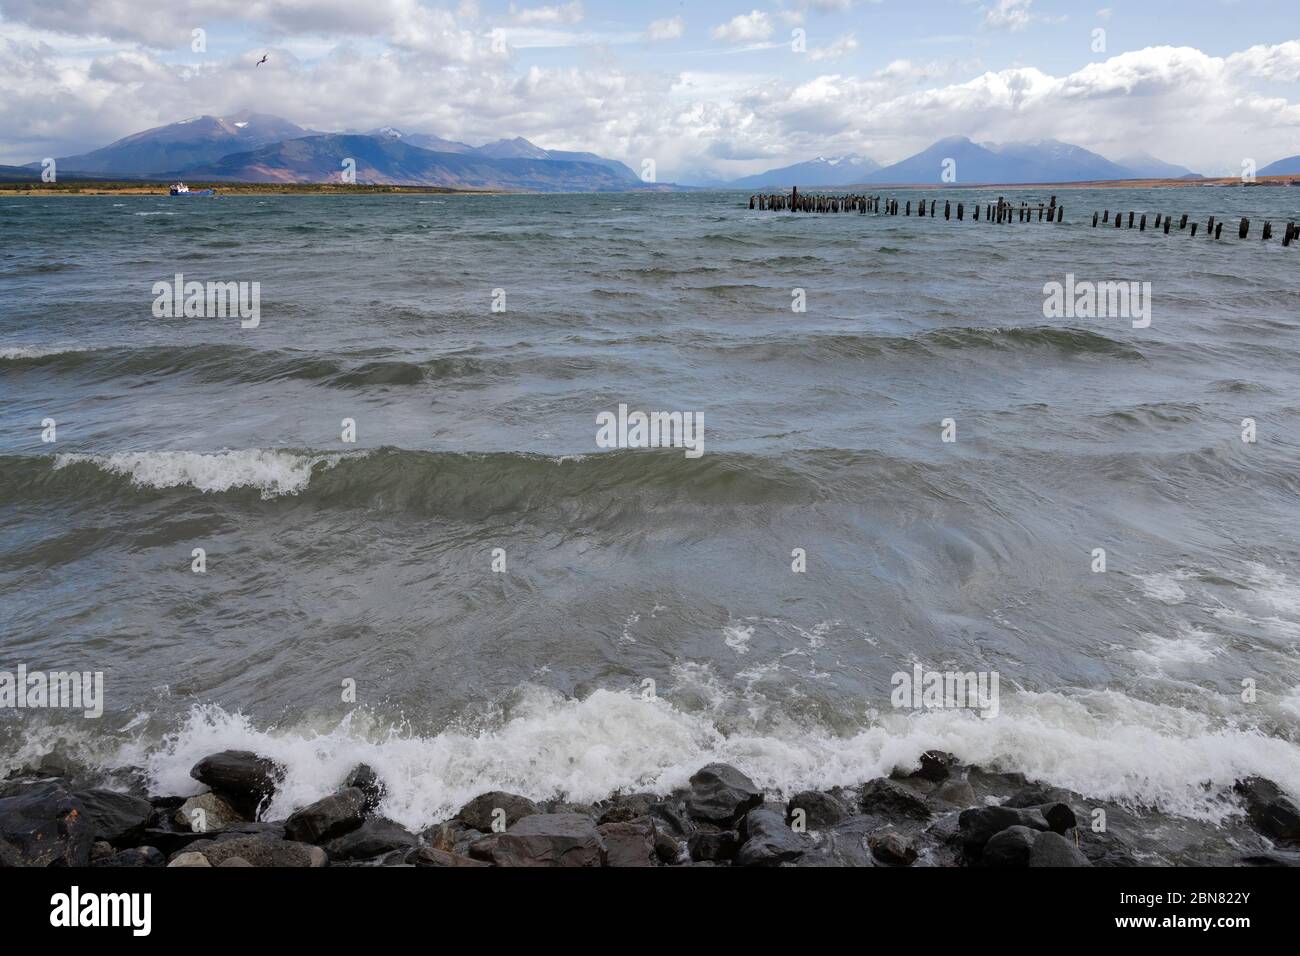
256, 54, 268, 67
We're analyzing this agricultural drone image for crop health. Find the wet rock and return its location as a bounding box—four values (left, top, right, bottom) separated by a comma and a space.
1240, 849, 1300, 867
597, 820, 657, 867
407, 846, 490, 867
1004, 783, 1074, 808
688, 828, 739, 863
174, 792, 244, 832
422, 820, 474, 852
981, 826, 1037, 867
1235, 777, 1300, 843
786, 791, 848, 829
597, 792, 660, 825
931, 779, 976, 808
190, 751, 283, 819
470, 812, 605, 867
92, 846, 165, 867
0, 781, 93, 867
685, 764, 763, 826
1030, 831, 1092, 867
800, 817, 876, 867
73, 789, 154, 846
322, 818, 416, 861
457, 791, 540, 833
167, 851, 212, 867
91, 840, 115, 861
868, 831, 918, 866
859, 778, 931, 820
958, 806, 1049, 857
343, 764, 386, 816
911, 751, 958, 783
735, 807, 809, 867
284, 788, 366, 844
652, 822, 682, 864
187, 834, 327, 868
218, 856, 254, 867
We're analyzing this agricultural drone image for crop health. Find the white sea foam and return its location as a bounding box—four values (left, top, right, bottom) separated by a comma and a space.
124, 684, 1300, 831
722, 623, 754, 654
0, 345, 92, 359
1136, 570, 1191, 604
53, 449, 351, 498
1133, 625, 1220, 674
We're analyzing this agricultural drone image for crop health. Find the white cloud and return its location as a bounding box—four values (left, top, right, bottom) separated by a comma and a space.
984, 0, 1035, 33
810, 33, 858, 62
645, 17, 684, 43
711, 11, 773, 44
507, 2, 583, 26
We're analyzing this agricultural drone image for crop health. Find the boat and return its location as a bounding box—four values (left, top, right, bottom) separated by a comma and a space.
169, 182, 215, 196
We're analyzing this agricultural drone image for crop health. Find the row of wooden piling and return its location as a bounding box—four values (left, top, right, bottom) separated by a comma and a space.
1091, 209, 1299, 245
749, 189, 1065, 223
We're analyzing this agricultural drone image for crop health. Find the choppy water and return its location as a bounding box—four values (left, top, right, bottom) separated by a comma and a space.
2, 188, 1299, 833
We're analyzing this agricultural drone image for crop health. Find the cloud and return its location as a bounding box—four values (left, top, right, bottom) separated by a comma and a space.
645, 17, 684, 43
983, 0, 1035, 33
711, 11, 774, 44
810, 33, 858, 62
507, 2, 583, 26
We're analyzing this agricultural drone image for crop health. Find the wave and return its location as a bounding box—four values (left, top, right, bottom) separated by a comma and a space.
52, 449, 350, 499
0, 343, 488, 388
11, 684, 1297, 831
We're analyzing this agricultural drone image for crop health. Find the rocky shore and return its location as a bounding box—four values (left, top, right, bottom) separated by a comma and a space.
2, 750, 1297, 867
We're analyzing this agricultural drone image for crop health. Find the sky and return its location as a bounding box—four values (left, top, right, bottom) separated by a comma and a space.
0, 0, 1298, 180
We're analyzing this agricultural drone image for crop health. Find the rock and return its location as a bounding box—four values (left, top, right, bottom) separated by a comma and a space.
868, 831, 918, 866
932, 779, 977, 808
958, 805, 1049, 856
685, 764, 763, 825
735, 807, 809, 867
134, 828, 210, 856
1235, 777, 1300, 843
469, 813, 605, 867
911, 751, 957, 782
322, 818, 416, 861
786, 791, 848, 829
859, 778, 931, 820
1033, 802, 1078, 834
190, 751, 283, 819
188, 834, 327, 868
91, 840, 114, 861
688, 828, 740, 863
981, 825, 1037, 867
0, 781, 93, 867
598, 820, 657, 867
457, 791, 540, 833
652, 822, 682, 864
597, 793, 660, 825
1029, 831, 1092, 867
800, 817, 876, 867
284, 788, 366, 844
407, 846, 490, 867
174, 792, 244, 832
72, 789, 154, 846
92, 846, 165, 867
422, 820, 474, 852
218, 856, 254, 867
168, 851, 212, 867
343, 764, 386, 816
1240, 849, 1300, 867
1004, 783, 1073, 808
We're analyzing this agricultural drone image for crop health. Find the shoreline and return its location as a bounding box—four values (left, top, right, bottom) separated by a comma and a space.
3, 748, 1297, 867
0, 182, 494, 197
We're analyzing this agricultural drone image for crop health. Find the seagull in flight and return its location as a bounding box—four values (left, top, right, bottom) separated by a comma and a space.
256, 54, 268, 67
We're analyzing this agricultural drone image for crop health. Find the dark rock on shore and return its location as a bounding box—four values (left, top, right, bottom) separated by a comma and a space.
180, 833, 327, 867
73, 789, 154, 846
959, 805, 1050, 857
284, 788, 366, 844
910, 751, 958, 783
190, 751, 283, 819
688, 828, 740, 862
981, 825, 1038, 867
868, 831, 918, 866
685, 764, 763, 825
859, 778, 931, 820
92, 846, 165, 867
735, 807, 809, 867
1030, 831, 1091, 867
344, 764, 386, 816
1235, 777, 1300, 843
0, 781, 92, 866
323, 818, 416, 861
470, 812, 605, 867
786, 790, 848, 829
457, 791, 540, 832
407, 846, 490, 867
175, 792, 244, 831
598, 820, 658, 866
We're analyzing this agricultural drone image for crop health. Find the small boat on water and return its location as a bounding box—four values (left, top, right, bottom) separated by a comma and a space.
169, 182, 215, 196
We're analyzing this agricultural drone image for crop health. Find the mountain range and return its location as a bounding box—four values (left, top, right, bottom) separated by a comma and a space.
26, 110, 654, 192
16, 110, 1295, 190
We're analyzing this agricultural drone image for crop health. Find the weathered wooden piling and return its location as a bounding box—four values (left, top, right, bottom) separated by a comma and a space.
1191, 223, 1199, 237
957, 203, 964, 221
1179, 214, 1188, 230
1263, 221, 1272, 241
1093, 212, 1099, 227
1208, 216, 1216, 235
1239, 218, 1250, 239
1128, 211, 1135, 228
1103, 210, 1110, 223
1215, 223, 1223, 240
1140, 214, 1147, 231
1164, 216, 1171, 235
945, 200, 951, 220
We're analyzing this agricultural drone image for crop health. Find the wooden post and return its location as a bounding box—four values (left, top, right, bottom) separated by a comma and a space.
958, 203, 964, 221
1191, 222, 1198, 237
1155, 214, 1162, 228
1179, 214, 1187, 230
1207, 216, 1215, 235
1103, 210, 1110, 223
1140, 214, 1147, 231
1128, 211, 1135, 228
1215, 222, 1223, 240
974, 204, 980, 221
1164, 216, 1171, 235
945, 200, 951, 220
1093, 212, 1099, 227
1057, 206, 1063, 223
1263, 221, 1272, 241
1115, 214, 1122, 229
1239, 218, 1249, 239
792, 186, 798, 213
